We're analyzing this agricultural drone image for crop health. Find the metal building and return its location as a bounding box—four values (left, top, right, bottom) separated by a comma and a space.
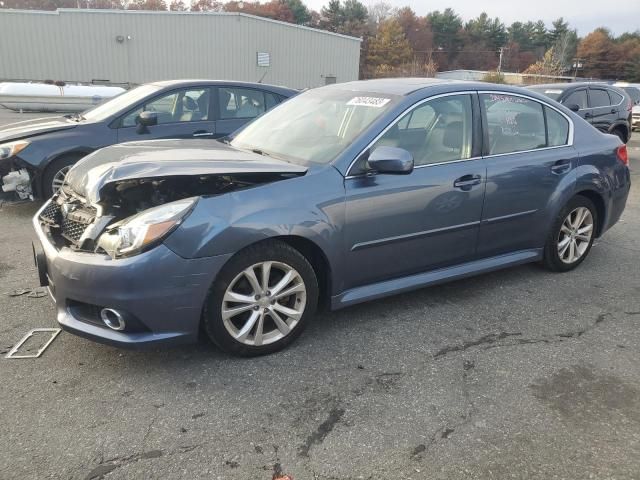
0, 9, 361, 89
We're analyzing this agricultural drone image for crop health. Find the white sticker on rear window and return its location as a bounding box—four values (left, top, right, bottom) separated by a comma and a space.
347, 97, 391, 108
545, 89, 563, 94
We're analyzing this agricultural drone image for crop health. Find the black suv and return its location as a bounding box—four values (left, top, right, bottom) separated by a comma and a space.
527, 83, 633, 143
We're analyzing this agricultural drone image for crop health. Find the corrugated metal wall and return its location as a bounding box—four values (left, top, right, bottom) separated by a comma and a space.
0, 9, 361, 89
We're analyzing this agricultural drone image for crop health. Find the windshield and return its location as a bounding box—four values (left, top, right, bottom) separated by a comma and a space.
81, 84, 162, 122
230, 88, 399, 164
527, 87, 563, 101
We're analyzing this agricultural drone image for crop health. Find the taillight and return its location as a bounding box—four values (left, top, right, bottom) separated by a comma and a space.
617, 144, 629, 166
628, 101, 633, 112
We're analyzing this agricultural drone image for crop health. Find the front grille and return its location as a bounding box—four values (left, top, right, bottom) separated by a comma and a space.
39, 197, 97, 248
40, 201, 61, 225
61, 217, 88, 243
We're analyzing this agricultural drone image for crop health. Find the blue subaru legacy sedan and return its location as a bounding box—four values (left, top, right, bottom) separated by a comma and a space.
33, 78, 631, 356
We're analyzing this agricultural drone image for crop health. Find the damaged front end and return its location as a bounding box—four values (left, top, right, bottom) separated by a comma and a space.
1, 140, 33, 199
37, 171, 303, 258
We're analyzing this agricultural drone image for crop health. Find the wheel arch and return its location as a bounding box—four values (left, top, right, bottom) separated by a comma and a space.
608, 122, 629, 142
573, 189, 606, 237
36, 148, 94, 196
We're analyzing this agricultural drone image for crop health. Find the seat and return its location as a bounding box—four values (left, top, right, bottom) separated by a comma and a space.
179, 96, 198, 122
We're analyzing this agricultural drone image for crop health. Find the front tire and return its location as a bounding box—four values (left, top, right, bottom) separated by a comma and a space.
542, 195, 597, 272
203, 240, 319, 356
42, 156, 79, 198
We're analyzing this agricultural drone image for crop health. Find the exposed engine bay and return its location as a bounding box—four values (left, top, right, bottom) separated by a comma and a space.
38, 172, 301, 255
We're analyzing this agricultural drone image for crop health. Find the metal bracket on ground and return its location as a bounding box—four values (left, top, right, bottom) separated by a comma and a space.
5, 328, 62, 359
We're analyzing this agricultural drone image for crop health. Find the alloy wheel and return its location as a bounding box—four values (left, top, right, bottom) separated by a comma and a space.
51, 165, 71, 194
221, 261, 307, 346
557, 206, 594, 264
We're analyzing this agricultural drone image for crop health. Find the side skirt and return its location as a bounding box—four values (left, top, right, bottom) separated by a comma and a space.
331, 249, 543, 310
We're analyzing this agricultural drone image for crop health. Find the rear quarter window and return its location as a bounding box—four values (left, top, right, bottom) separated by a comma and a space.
608, 90, 624, 105
545, 107, 570, 147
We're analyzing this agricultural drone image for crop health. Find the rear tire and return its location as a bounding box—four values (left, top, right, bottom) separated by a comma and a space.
203, 240, 318, 356
542, 195, 598, 272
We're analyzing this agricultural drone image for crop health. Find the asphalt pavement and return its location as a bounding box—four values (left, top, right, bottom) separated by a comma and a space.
1, 107, 640, 479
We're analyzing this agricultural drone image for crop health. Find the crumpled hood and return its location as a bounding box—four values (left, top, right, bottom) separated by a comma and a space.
0, 116, 77, 143
64, 139, 307, 203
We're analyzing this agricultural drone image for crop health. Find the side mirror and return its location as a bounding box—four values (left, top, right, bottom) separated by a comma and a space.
136, 111, 158, 134
367, 146, 414, 174
566, 103, 580, 112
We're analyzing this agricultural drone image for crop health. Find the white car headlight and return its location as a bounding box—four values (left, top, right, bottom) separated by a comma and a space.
97, 197, 197, 257
0, 140, 30, 160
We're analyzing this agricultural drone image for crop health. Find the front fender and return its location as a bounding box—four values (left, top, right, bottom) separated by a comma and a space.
163, 167, 347, 288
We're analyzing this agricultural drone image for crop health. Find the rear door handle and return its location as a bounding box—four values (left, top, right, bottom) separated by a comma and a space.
551, 159, 571, 174
193, 131, 214, 137
610, 108, 617, 114
584, 112, 592, 118
453, 174, 482, 189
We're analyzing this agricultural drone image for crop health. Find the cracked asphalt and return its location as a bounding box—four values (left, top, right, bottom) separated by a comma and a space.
1, 108, 640, 479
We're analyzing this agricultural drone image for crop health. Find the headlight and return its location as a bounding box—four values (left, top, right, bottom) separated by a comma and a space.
0, 140, 30, 160
97, 197, 197, 257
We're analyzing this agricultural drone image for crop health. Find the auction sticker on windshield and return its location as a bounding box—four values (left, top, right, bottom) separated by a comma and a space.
347, 97, 391, 108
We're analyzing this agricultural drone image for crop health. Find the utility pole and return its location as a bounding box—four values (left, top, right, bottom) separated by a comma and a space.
572, 58, 584, 80
497, 46, 506, 73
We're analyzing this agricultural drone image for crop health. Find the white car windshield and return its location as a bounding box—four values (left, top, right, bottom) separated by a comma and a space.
230, 88, 399, 164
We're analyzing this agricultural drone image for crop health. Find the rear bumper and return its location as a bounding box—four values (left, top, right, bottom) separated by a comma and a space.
33, 201, 232, 348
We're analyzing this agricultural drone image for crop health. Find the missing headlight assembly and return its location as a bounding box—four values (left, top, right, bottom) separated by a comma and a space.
38, 171, 301, 257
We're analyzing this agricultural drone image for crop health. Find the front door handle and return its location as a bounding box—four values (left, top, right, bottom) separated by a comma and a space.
453, 174, 482, 190
193, 131, 214, 137
551, 159, 571, 174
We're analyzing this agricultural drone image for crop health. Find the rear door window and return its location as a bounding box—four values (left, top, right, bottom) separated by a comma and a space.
482, 94, 546, 155
589, 89, 611, 108
563, 90, 588, 110
219, 87, 268, 119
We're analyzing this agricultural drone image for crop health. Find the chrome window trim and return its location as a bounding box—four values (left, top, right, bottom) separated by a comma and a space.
345, 89, 576, 178
345, 91, 477, 178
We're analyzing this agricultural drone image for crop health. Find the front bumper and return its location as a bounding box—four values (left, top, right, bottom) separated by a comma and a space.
33, 201, 232, 348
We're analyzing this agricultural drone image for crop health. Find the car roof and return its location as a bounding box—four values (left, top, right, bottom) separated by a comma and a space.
321, 78, 541, 96
147, 79, 297, 96
528, 82, 622, 91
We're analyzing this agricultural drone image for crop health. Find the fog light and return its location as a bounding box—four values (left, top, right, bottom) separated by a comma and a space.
100, 308, 125, 331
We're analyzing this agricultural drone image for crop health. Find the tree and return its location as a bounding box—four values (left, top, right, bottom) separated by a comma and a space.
169, 0, 186, 10
465, 12, 506, 51
367, 1, 393, 26
523, 47, 563, 81
577, 28, 618, 78
127, 0, 167, 10
190, 0, 222, 11
224, 1, 294, 23
395, 7, 432, 54
427, 8, 462, 69
366, 17, 412, 69
548, 17, 569, 46
284, 0, 311, 25
551, 30, 578, 73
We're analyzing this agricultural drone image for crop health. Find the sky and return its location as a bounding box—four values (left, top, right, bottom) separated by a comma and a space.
303, 0, 640, 36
